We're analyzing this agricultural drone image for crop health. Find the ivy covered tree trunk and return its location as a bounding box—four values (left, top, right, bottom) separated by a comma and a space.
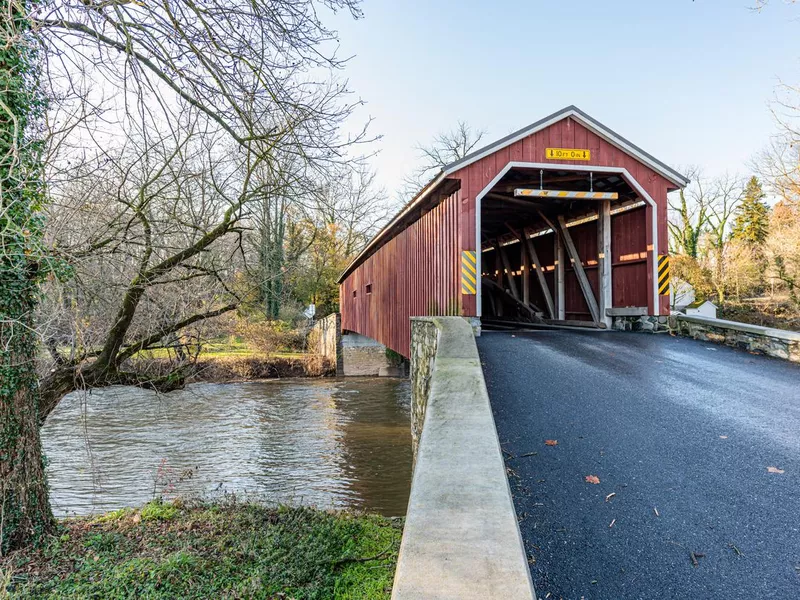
0, 0, 55, 552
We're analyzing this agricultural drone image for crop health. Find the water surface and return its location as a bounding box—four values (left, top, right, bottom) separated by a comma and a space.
42, 378, 412, 517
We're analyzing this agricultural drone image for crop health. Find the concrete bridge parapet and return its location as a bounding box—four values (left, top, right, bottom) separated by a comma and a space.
393, 316, 535, 600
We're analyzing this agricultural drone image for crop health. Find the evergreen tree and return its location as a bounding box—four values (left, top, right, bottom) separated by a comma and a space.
731, 176, 770, 245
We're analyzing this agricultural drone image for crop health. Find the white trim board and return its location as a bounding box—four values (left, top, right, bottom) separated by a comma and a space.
475, 162, 661, 317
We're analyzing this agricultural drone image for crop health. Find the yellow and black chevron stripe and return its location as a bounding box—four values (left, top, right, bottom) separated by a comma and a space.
461, 250, 477, 295
515, 189, 619, 200
658, 255, 670, 295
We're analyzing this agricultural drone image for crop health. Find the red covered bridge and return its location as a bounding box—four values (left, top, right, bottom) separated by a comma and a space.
338, 106, 689, 357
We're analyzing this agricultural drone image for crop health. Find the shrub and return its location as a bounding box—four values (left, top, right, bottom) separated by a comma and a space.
236, 318, 306, 355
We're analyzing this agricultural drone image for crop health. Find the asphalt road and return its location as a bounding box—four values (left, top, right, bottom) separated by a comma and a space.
477, 329, 800, 600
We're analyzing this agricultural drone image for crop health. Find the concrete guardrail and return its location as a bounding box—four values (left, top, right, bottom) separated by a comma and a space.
393, 316, 535, 600
675, 314, 800, 363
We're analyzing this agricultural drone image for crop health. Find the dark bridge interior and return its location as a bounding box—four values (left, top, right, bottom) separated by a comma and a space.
480, 166, 647, 327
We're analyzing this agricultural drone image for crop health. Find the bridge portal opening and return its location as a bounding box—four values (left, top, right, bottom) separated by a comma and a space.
479, 166, 649, 328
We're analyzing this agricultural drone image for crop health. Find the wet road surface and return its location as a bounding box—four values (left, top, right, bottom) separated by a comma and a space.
478, 330, 800, 600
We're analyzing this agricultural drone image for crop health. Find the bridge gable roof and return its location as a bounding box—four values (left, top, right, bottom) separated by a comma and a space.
443, 105, 689, 188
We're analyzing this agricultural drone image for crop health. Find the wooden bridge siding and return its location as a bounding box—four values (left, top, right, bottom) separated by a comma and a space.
611, 206, 649, 308
449, 116, 672, 316
340, 189, 462, 357
564, 220, 600, 321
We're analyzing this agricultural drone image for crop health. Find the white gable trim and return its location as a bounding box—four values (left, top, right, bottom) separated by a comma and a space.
474, 162, 661, 317
444, 108, 689, 189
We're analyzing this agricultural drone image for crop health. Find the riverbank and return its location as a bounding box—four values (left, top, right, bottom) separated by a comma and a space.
129, 353, 334, 384
1, 500, 401, 599
188, 353, 333, 381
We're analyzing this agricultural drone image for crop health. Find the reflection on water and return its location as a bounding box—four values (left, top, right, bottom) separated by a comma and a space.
42, 378, 412, 517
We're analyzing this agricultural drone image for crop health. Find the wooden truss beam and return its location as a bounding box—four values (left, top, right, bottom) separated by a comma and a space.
556, 214, 601, 323
481, 277, 540, 320
505, 223, 555, 319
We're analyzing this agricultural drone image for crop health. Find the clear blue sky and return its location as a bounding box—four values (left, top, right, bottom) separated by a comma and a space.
330, 0, 799, 200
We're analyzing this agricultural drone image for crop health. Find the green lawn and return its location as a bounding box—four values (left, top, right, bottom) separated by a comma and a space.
2, 501, 401, 599
136, 340, 308, 361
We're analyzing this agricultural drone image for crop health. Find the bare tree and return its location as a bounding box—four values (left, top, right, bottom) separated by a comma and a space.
703, 175, 744, 303
757, 81, 800, 304
285, 162, 389, 315
401, 120, 486, 200
668, 166, 708, 258
668, 169, 744, 303
316, 162, 391, 256
30, 0, 371, 410
1, 0, 369, 551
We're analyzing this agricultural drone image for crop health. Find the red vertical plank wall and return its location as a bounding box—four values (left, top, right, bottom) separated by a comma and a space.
340, 189, 463, 357
611, 207, 649, 308
563, 221, 599, 321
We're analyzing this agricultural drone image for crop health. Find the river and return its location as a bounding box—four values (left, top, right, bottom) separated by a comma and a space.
41, 378, 412, 518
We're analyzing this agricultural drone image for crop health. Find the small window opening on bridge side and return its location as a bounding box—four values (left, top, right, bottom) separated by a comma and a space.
366, 284, 373, 295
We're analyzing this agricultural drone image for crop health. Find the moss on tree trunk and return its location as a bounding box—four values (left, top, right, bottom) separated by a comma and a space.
0, 0, 55, 552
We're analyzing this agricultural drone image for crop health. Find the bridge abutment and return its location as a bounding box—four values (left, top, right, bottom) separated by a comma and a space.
309, 314, 406, 376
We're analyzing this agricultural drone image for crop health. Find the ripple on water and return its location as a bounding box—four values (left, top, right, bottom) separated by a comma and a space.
42, 378, 412, 518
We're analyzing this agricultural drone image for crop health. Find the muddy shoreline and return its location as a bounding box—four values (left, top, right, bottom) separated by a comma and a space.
131, 354, 335, 384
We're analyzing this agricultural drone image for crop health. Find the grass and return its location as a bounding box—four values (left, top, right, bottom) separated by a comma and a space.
135, 340, 308, 361
1, 500, 402, 599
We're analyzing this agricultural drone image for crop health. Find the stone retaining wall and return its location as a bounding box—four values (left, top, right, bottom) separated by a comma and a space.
611, 314, 672, 332
394, 316, 535, 600
409, 318, 438, 458
308, 313, 343, 375
675, 314, 800, 363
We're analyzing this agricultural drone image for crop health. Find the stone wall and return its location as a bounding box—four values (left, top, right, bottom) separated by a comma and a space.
394, 317, 535, 600
675, 314, 800, 363
409, 318, 439, 458
308, 313, 343, 375
611, 314, 672, 332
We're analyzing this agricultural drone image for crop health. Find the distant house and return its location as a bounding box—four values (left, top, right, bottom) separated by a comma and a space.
684, 299, 717, 319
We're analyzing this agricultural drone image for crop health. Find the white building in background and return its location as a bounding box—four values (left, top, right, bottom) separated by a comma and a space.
684, 299, 718, 319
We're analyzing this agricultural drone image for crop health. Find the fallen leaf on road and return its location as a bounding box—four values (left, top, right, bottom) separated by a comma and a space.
545, 439, 558, 446
690, 551, 705, 567
585, 475, 600, 484
605, 493, 616, 502
728, 543, 743, 556
767, 466, 785, 474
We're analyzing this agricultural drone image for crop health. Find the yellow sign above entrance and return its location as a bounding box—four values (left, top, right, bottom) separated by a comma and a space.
545, 147, 591, 161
